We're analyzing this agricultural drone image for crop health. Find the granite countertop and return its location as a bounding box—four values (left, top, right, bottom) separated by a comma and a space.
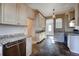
0, 33, 26, 45
55, 31, 79, 36
66, 32, 79, 36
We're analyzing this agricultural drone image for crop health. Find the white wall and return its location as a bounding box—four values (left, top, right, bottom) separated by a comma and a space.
0, 24, 27, 35
55, 32, 64, 43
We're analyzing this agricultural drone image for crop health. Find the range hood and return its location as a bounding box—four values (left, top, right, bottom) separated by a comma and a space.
73, 26, 79, 34
75, 26, 79, 30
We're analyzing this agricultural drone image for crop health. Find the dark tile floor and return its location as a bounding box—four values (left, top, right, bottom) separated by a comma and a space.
31, 36, 79, 56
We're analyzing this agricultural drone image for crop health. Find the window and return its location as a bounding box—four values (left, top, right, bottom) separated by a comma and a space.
56, 18, 63, 28
48, 25, 52, 32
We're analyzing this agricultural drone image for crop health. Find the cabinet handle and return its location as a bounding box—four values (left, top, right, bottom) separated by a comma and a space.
5, 43, 18, 48
5, 41, 25, 48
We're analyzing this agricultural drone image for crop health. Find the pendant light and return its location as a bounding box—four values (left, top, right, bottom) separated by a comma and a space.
52, 9, 55, 19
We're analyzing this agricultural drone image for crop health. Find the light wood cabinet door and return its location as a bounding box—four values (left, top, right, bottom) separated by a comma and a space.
2, 3, 17, 25
17, 4, 27, 25
18, 39, 26, 56
35, 13, 45, 31
17, 4, 34, 26
0, 3, 34, 25
39, 13, 45, 30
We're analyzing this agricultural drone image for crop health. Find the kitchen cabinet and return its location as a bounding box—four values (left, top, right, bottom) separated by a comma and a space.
54, 32, 64, 43
2, 3, 17, 25
18, 39, 26, 56
0, 3, 34, 26
3, 38, 26, 56
39, 13, 45, 29
16, 4, 34, 26
3, 41, 19, 56
35, 32, 45, 43
16, 4, 27, 25
35, 13, 45, 31
68, 34, 79, 54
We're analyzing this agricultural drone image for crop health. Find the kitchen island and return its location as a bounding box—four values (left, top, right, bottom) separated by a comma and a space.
67, 32, 79, 54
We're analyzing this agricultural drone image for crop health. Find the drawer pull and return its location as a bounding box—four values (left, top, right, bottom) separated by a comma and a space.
5, 44, 18, 48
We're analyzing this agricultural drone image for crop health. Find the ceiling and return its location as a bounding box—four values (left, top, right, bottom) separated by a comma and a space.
27, 3, 76, 17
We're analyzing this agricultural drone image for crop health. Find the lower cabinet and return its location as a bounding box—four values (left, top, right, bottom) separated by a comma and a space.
3, 38, 26, 56
3, 41, 19, 56
18, 39, 26, 56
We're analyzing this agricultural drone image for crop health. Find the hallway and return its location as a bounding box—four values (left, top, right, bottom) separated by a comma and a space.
31, 36, 79, 56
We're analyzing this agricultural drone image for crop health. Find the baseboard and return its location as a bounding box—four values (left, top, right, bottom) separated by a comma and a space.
36, 38, 45, 44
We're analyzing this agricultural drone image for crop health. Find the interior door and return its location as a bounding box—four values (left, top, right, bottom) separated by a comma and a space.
46, 19, 54, 36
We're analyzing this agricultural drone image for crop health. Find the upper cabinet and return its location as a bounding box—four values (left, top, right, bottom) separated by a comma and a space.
35, 13, 46, 31
17, 4, 27, 25
16, 4, 34, 25
39, 13, 46, 29
0, 3, 34, 26
2, 3, 17, 25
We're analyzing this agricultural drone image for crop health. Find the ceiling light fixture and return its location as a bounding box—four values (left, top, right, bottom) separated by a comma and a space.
52, 9, 55, 19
